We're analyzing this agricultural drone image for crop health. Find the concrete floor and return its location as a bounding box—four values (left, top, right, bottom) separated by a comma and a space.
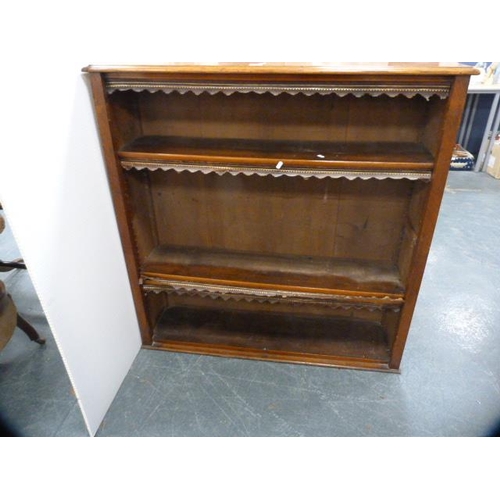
1, 171, 499, 436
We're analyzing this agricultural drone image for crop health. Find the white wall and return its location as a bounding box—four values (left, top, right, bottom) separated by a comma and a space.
0, 43, 144, 436
0, 6, 152, 435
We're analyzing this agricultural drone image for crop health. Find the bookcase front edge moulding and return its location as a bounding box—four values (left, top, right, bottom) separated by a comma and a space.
84, 63, 477, 372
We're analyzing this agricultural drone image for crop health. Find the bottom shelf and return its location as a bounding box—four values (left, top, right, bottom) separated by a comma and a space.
151, 305, 394, 370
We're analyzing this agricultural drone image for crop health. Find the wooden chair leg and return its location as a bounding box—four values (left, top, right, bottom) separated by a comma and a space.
16, 313, 45, 345
0, 259, 27, 271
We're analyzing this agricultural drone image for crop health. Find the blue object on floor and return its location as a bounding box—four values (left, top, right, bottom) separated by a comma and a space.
450, 144, 475, 171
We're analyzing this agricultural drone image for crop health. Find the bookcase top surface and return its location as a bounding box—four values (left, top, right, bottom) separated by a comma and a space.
83, 62, 478, 76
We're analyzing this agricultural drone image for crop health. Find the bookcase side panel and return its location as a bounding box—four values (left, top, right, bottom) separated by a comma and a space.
390, 76, 470, 369
89, 73, 152, 344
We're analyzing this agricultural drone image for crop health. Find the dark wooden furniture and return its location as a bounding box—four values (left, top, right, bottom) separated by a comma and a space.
0, 215, 45, 350
84, 63, 476, 372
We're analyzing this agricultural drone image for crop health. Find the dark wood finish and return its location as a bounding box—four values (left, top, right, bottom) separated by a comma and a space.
166, 292, 391, 320
143, 245, 404, 295
0, 217, 45, 347
389, 76, 471, 369
0, 282, 17, 351
88, 73, 152, 344
152, 305, 391, 364
138, 172, 414, 263
143, 290, 167, 334
16, 313, 45, 345
120, 135, 434, 170
125, 170, 159, 262
0, 259, 27, 271
130, 92, 433, 167
84, 63, 475, 371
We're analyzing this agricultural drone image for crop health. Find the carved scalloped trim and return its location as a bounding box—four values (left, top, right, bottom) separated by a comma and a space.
169, 290, 400, 311
141, 278, 403, 310
122, 160, 432, 181
106, 81, 449, 100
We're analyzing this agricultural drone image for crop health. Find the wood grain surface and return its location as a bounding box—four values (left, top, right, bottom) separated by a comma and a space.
85, 63, 473, 371
83, 62, 478, 76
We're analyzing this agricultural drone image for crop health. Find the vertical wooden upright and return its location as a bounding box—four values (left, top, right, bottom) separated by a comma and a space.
88, 72, 152, 344
390, 76, 470, 369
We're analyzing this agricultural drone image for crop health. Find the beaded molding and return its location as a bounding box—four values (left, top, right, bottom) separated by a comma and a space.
106, 81, 450, 100
141, 277, 403, 310
121, 160, 432, 181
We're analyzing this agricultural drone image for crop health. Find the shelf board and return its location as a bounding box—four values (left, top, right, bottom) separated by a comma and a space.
152, 305, 391, 368
119, 135, 434, 170
142, 245, 404, 299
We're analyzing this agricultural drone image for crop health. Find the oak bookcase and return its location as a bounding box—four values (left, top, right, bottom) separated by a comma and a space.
84, 63, 476, 372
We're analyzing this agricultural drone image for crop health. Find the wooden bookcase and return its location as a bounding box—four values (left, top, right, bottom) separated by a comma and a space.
84, 63, 476, 372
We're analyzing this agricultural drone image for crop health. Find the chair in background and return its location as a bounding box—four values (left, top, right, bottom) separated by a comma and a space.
0, 215, 45, 351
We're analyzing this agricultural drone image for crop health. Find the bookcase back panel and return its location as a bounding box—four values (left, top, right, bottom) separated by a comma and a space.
145, 171, 412, 262
153, 292, 396, 363
165, 292, 398, 322
133, 92, 430, 145
126, 170, 159, 261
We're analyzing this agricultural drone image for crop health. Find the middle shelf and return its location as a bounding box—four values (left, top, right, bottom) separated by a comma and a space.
141, 245, 405, 301
125, 169, 428, 306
